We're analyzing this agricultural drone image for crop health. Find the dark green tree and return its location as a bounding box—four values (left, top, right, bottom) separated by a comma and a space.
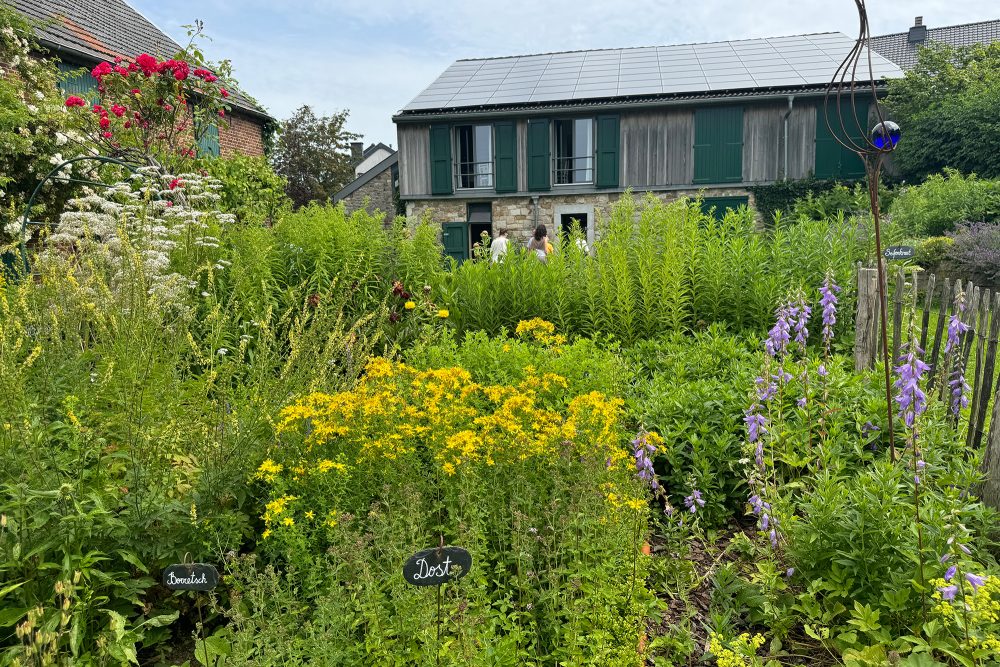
886, 42, 1000, 181
271, 105, 361, 208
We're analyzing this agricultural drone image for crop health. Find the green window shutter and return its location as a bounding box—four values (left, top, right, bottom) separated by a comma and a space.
429, 124, 453, 195
197, 123, 220, 158
693, 106, 744, 184
494, 121, 517, 193
700, 196, 750, 220
526, 118, 550, 191
595, 114, 620, 188
57, 62, 99, 102
442, 222, 468, 263
815, 100, 869, 179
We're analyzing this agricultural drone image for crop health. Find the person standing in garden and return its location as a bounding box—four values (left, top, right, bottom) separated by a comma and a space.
527, 224, 549, 262
490, 228, 510, 263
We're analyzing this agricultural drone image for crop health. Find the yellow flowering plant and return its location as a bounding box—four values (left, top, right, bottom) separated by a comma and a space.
252, 323, 659, 664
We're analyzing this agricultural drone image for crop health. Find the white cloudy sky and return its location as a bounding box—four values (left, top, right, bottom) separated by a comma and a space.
130, 0, 993, 146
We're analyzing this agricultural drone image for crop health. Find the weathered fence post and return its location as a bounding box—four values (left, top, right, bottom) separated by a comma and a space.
919, 273, 936, 353
972, 293, 1000, 450
979, 382, 1000, 509
930, 279, 959, 392
967, 289, 992, 448
855, 266, 879, 371
892, 266, 904, 362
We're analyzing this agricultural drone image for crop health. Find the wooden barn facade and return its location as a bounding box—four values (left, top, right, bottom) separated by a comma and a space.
393, 32, 902, 260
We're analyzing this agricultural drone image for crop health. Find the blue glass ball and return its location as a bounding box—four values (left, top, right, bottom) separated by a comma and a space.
871, 120, 901, 149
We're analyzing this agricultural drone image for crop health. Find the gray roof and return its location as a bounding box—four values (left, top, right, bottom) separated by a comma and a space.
12, 0, 270, 119
333, 152, 398, 203
400, 32, 902, 113
870, 19, 1000, 70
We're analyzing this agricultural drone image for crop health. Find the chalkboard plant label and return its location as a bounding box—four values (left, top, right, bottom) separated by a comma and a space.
162, 563, 219, 591
403, 546, 472, 586
884, 245, 915, 260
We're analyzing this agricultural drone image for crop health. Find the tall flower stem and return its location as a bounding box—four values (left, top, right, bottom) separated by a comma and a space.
867, 156, 896, 461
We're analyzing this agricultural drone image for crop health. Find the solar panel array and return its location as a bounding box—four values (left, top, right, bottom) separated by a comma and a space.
402, 32, 903, 112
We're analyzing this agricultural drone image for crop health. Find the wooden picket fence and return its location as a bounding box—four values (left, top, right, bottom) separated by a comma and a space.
854, 264, 1000, 506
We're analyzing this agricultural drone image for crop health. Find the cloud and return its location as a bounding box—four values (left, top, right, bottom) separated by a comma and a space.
133, 0, 993, 145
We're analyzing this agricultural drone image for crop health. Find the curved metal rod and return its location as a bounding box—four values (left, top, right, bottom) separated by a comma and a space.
16, 155, 138, 277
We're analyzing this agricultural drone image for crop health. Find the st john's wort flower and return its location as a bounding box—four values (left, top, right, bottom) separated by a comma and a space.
894, 344, 931, 429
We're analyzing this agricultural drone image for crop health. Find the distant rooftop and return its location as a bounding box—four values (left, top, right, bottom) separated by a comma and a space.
870, 16, 1000, 70
399, 31, 902, 114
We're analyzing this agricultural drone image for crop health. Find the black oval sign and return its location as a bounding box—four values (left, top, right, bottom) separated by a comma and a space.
884, 245, 915, 260
402, 546, 472, 586
162, 563, 219, 591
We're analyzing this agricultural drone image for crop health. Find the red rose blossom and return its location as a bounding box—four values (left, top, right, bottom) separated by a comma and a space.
218, 109, 225, 117
65, 96, 85, 107
135, 53, 158, 76
111, 104, 127, 117
91, 62, 112, 80
168, 178, 182, 190
102, 131, 113, 139
220, 88, 229, 98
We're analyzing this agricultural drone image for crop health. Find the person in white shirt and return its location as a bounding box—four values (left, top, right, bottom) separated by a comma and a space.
490, 228, 510, 263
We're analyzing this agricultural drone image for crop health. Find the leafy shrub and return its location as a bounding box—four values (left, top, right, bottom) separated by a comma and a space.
889, 170, 1000, 237
201, 155, 291, 226
946, 222, 1000, 286
235, 345, 656, 665
747, 178, 841, 224
443, 193, 872, 344
914, 235, 954, 268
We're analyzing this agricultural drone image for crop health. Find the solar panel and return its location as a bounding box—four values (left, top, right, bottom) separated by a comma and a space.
402, 32, 905, 111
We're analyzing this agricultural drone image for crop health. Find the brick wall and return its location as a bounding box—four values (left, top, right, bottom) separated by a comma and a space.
340, 168, 397, 222
219, 111, 266, 157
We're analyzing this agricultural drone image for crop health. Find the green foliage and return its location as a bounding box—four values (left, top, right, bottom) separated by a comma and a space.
0, 2, 81, 243
201, 155, 291, 226
889, 170, 1000, 237
887, 42, 1000, 180
443, 193, 871, 344
748, 178, 842, 223
272, 105, 361, 208
915, 236, 954, 269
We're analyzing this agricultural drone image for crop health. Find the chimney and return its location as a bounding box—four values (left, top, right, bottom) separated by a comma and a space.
350, 141, 363, 162
908, 16, 927, 44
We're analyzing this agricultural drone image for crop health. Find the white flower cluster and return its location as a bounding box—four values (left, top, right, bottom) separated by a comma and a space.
42, 168, 232, 308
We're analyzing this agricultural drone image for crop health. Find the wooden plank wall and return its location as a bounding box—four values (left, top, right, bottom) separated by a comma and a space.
620, 109, 694, 188
397, 123, 430, 197
743, 104, 783, 183
516, 119, 527, 193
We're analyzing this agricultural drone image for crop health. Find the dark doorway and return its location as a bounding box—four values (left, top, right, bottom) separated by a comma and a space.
468, 203, 493, 258
560, 212, 589, 239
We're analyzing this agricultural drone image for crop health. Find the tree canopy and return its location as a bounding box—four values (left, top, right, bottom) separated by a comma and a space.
886, 42, 1000, 181
272, 105, 360, 208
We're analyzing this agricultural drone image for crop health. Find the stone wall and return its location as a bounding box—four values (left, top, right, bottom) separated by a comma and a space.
405, 187, 756, 247
340, 167, 397, 221
219, 111, 266, 157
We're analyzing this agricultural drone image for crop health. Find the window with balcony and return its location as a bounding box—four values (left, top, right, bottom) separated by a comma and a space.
554, 118, 593, 185
456, 125, 493, 189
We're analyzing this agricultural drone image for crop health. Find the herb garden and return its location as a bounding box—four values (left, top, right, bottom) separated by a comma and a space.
4, 3, 1000, 667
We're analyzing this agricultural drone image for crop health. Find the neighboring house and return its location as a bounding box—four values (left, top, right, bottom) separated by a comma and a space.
352, 142, 396, 178
333, 146, 399, 218
12, 0, 273, 158
394, 32, 902, 262
871, 16, 1000, 71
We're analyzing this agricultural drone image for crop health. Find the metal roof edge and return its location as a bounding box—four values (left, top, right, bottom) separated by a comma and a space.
871, 17, 1000, 40
333, 153, 399, 202
392, 83, 889, 123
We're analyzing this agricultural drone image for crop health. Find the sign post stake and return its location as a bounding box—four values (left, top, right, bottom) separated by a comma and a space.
162, 559, 221, 666
402, 536, 473, 665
